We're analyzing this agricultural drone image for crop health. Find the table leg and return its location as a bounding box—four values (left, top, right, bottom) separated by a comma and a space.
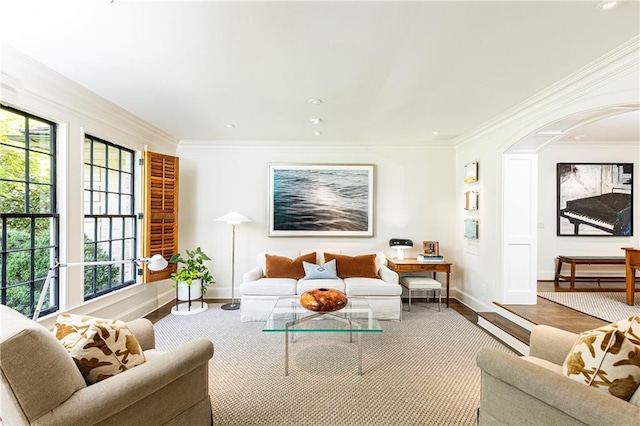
570, 262, 576, 289
284, 329, 289, 376
357, 332, 362, 375
446, 271, 450, 308
626, 265, 636, 306
554, 258, 562, 286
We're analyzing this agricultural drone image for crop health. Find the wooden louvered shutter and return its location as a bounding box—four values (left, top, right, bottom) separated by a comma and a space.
142, 151, 179, 282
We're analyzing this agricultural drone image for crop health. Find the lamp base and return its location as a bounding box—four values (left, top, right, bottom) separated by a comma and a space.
221, 302, 240, 310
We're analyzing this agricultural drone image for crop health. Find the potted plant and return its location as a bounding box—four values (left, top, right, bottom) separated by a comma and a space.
169, 247, 214, 301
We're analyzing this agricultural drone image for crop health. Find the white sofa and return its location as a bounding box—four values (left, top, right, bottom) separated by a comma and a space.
239, 250, 402, 322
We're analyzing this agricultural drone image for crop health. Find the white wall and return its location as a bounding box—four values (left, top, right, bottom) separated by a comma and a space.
453, 37, 640, 313
537, 142, 639, 279
1, 46, 179, 328
176, 142, 456, 299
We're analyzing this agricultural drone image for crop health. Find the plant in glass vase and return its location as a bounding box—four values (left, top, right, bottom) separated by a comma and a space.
169, 247, 214, 301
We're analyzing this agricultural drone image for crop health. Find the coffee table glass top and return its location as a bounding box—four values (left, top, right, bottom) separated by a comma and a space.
263, 296, 382, 333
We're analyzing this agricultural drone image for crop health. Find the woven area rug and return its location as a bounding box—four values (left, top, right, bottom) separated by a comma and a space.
538, 292, 640, 323
153, 303, 511, 425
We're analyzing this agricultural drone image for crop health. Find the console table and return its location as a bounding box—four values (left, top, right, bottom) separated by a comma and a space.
386, 258, 452, 307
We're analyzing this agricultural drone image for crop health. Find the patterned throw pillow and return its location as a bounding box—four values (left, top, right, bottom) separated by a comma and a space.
53, 313, 146, 385
562, 315, 640, 400
323, 253, 379, 278
264, 252, 316, 278
302, 259, 338, 280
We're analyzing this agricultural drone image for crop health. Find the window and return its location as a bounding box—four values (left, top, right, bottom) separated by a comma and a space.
0, 105, 58, 317
83, 135, 137, 299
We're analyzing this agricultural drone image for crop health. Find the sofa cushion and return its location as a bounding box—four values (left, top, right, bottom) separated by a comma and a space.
297, 278, 345, 294
562, 315, 640, 400
303, 259, 338, 280
264, 252, 316, 279
54, 313, 146, 385
344, 277, 402, 296
324, 252, 379, 278
239, 278, 298, 296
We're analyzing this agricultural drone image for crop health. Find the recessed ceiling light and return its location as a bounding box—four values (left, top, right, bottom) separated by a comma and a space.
570, 135, 586, 140
313, 131, 322, 136
310, 118, 323, 124
432, 131, 440, 135
597, 1, 619, 10
308, 98, 323, 105
225, 124, 235, 128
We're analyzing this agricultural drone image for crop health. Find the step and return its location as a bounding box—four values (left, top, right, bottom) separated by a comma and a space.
477, 311, 531, 356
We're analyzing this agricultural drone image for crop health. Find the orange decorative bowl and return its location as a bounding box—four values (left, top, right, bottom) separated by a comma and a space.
299, 288, 348, 312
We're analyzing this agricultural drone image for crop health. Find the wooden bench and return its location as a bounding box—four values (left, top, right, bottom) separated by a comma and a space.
554, 256, 630, 289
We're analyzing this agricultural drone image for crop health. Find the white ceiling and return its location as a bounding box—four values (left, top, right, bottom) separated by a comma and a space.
1, 0, 639, 144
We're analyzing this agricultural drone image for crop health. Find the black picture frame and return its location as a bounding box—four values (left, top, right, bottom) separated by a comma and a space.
556, 163, 633, 236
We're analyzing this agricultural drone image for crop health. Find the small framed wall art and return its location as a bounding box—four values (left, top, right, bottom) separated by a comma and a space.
465, 162, 478, 183
465, 190, 479, 211
464, 219, 478, 239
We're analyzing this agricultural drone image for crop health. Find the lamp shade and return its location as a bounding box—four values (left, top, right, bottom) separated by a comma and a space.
215, 211, 252, 225
389, 238, 413, 248
146, 254, 169, 271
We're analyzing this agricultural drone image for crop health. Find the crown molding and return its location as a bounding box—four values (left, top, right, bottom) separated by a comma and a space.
177, 139, 454, 151
1, 44, 178, 151
453, 36, 640, 149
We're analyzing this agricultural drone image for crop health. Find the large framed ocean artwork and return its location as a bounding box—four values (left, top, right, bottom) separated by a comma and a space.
268, 164, 375, 237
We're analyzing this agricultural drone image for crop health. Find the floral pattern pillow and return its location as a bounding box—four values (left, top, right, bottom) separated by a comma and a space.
562, 315, 640, 400
53, 313, 146, 385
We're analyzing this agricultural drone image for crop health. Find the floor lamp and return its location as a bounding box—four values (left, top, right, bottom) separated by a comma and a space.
33, 254, 168, 321
215, 211, 251, 310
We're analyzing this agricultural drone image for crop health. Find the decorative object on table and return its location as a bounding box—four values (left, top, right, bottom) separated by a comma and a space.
299, 288, 349, 312
557, 163, 633, 236
215, 211, 252, 310
465, 190, 479, 210
169, 247, 214, 315
464, 161, 478, 183
268, 163, 375, 237
464, 219, 479, 239
422, 241, 439, 257
33, 254, 168, 321
389, 238, 413, 260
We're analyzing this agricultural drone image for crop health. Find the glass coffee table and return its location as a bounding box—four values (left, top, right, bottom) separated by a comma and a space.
263, 296, 382, 375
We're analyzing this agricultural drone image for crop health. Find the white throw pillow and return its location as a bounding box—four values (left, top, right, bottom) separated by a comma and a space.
303, 259, 338, 280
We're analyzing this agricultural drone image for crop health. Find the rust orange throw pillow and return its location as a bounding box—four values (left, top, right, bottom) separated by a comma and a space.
264, 252, 316, 278
324, 253, 379, 278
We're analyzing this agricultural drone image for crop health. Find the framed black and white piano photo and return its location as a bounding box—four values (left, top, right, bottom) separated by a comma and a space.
557, 163, 633, 236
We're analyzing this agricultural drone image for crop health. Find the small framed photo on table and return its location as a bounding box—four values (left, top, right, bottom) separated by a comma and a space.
422, 241, 439, 256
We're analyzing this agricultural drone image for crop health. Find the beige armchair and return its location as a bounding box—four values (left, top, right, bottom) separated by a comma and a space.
0, 305, 214, 425
476, 325, 640, 425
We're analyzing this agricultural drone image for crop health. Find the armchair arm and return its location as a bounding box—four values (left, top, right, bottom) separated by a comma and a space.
243, 266, 263, 283
126, 318, 155, 351
378, 265, 399, 284
34, 339, 214, 426
529, 325, 578, 365
476, 347, 640, 425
